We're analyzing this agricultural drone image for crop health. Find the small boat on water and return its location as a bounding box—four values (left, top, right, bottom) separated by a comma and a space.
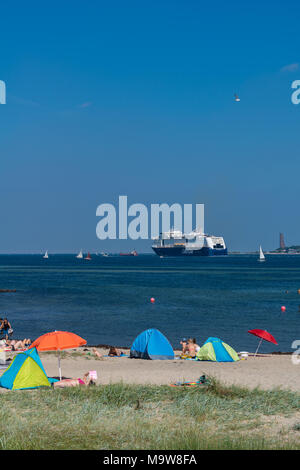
102, 252, 109, 257
120, 250, 138, 256
258, 245, 265, 262
43, 251, 49, 259
76, 250, 83, 259
85, 252, 92, 260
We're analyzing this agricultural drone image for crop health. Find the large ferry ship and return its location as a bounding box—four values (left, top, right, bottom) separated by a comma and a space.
152, 229, 227, 257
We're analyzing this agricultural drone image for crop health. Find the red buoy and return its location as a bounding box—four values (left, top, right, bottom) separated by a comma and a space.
150, 297, 155, 303
281, 306, 286, 312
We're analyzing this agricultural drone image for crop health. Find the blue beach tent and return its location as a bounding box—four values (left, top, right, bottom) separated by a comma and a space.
130, 328, 174, 360
0, 347, 57, 390
196, 337, 239, 362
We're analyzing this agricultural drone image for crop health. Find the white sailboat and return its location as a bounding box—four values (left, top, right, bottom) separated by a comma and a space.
76, 250, 83, 259
258, 245, 265, 262
43, 250, 49, 259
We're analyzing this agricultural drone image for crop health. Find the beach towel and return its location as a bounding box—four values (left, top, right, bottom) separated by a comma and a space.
169, 375, 209, 387
180, 355, 198, 361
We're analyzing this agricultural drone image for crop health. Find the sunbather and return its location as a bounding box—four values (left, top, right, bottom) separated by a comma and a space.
108, 346, 122, 356
53, 372, 96, 388
5, 339, 31, 350
180, 338, 188, 354
192, 338, 201, 353
186, 338, 198, 357
92, 348, 103, 358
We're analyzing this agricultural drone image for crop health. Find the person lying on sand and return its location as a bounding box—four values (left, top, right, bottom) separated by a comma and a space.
108, 346, 122, 356
53, 372, 96, 389
5, 339, 31, 351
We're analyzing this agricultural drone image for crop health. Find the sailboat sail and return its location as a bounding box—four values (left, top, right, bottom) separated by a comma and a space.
85, 252, 91, 260
76, 250, 83, 259
259, 246, 265, 261
43, 251, 48, 259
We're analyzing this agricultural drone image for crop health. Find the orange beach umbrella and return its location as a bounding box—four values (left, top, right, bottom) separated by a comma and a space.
29, 331, 87, 379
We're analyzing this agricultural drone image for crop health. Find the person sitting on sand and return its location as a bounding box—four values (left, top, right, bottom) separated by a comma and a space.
180, 338, 188, 355
192, 338, 201, 354
53, 372, 96, 389
185, 338, 199, 358
108, 346, 122, 356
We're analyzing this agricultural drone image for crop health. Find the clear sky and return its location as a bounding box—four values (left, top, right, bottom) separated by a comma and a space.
1, 0, 300, 253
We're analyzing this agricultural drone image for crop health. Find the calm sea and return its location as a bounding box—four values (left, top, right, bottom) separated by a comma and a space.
0, 254, 299, 353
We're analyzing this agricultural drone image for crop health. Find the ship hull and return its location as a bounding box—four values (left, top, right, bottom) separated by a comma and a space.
120, 253, 138, 256
152, 246, 228, 257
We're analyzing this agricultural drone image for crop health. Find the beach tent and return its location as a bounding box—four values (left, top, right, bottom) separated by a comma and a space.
0, 347, 53, 390
130, 328, 174, 360
196, 337, 239, 362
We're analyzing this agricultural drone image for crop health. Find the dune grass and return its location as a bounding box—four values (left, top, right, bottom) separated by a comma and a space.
0, 378, 300, 449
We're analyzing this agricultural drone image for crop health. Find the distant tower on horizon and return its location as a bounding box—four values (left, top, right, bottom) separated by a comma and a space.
280, 233, 286, 251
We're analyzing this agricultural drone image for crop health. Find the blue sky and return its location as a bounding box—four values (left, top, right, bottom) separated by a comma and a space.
1, 0, 300, 253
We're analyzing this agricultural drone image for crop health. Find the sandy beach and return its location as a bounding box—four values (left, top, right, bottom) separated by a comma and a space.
2, 347, 297, 392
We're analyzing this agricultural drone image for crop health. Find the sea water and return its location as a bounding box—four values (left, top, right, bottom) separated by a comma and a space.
0, 254, 299, 353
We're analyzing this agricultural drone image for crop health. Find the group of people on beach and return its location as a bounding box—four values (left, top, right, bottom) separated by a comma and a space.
48, 339, 201, 389
2, 339, 32, 351
180, 337, 201, 358
0, 316, 32, 351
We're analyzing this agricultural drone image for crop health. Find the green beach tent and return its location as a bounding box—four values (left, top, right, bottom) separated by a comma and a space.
0, 347, 52, 390
196, 337, 239, 362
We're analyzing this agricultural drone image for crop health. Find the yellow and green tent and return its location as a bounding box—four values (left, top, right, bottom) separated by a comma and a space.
0, 347, 53, 390
196, 337, 239, 362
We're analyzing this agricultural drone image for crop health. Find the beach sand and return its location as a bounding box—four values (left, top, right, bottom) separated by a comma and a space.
4, 347, 296, 392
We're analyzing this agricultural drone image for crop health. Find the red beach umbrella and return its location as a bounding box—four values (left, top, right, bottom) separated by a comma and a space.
248, 329, 278, 356
29, 330, 87, 379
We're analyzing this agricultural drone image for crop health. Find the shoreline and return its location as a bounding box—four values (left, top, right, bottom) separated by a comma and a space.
3, 341, 294, 355
87, 345, 293, 355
